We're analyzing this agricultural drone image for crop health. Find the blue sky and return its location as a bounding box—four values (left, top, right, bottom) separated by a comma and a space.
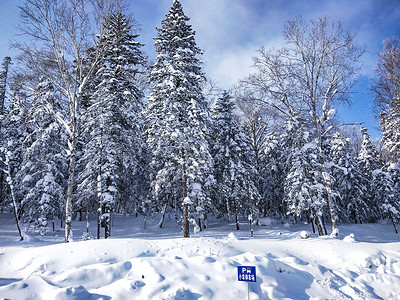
1, 0, 400, 138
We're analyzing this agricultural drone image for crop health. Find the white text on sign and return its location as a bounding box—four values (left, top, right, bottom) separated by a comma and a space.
237, 266, 256, 282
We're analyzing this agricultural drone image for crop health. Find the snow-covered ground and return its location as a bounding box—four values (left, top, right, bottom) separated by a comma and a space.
1, 213, 400, 299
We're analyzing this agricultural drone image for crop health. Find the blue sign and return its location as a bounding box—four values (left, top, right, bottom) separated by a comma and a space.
238, 266, 256, 282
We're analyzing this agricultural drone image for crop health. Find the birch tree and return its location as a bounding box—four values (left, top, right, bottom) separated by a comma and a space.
0, 57, 12, 209
240, 16, 365, 235
16, 0, 123, 242
373, 37, 400, 164
372, 37, 400, 115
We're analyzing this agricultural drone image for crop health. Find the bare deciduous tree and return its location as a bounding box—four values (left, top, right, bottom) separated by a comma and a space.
240, 16, 366, 235
372, 37, 400, 164
15, 0, 123, 242
372, 37, 400, 114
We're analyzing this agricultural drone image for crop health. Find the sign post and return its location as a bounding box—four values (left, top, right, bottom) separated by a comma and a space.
238, 266, 256, 300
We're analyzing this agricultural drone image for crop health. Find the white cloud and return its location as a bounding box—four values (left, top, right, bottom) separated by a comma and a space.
180, 0, 287, 88
204, 47, 257, 89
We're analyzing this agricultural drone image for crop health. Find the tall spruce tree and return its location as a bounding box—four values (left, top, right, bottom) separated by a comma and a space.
77, 12, 146, 238
144, 0, 213, 237
263, 133, 286, 218
372, 166, 400, 233
330, 132, 370, 223
358, 125, 380, 219
1, 97, 28, 240
283, 121, 315, 222
211, 92, 259, 231
281, 117, 329, 235
18, 77, 67, 234
359, 125, 380, 172
380, 110, 400, 164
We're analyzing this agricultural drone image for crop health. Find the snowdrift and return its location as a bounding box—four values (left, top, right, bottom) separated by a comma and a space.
1, 214, 400, 299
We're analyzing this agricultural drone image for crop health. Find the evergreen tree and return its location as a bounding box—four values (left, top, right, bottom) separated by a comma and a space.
211, 92, 259, 231
359, 125, 380, 172
1, 97, 28, 240
372, 166, 400, 233
282, 118, 328, 235
18, 77, 67, 234
330, 132, 370, 223
77, 12, 146, 238
358, 125, 380, 219
380, 110, 400, 164
386, 164, 400, 233
144, 0, 213, 236
263, 133, 286, 218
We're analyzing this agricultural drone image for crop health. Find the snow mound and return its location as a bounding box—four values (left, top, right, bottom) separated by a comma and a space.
167, 287, 202, 300
259, 218, 272, 227
56, 285, 110, 300
226, 232, 238, 241
343, 233, 356, 243
300, 230, 310, 239
330, 227, 339, 237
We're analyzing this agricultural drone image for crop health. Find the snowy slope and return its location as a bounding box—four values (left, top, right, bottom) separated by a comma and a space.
1, 213, 400, 300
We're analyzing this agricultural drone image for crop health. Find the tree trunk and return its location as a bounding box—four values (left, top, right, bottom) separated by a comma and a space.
0, 57, 11, 224
103, 203, 111, 239
198, 217, 203, 232
315, 215, 324, 236
0, 173, 5, 212
174, 196, 178, 224
310, 216, 316, 234
86, 207, 89, 233
234, 203, 240, 231
323, 174, 337, 235
97, 209, 101, 239
65, 136, 76, 243
181, 148, 189, 238
158, 203, 167, 228
249, 216, 254, 238
4, 150, 23, 241
391, 214, 398, 234
322, 215, 328, 235
8, 174, 23, 241
183, 203, 189, 238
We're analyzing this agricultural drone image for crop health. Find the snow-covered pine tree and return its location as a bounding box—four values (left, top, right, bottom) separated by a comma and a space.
1, 97, 29, 240
358, 125, 381, 219
263, 132, 286, 218
372, 166, 400, 233
77, 12, 146, 238
359, 125, 380, 171
144, 0, 213, 236
211, 92, 259, 231
281, 116, 329, 235
380, 110, 400, 164
386, 164, 400, 233
330, 132, 370, 224
18, 77, 67, 234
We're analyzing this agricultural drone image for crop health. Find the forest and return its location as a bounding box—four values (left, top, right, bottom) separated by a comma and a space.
0, 0, 399, 242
